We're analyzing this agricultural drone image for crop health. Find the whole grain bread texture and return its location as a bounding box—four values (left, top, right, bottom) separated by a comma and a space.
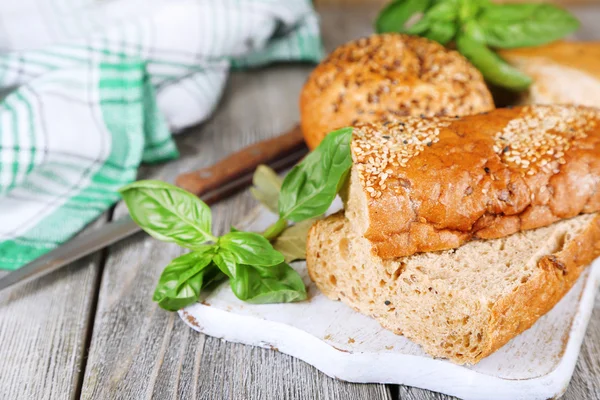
501, 41, 600, 108
342, 105, 600, 259
300, 34, 495, 149
307, 212, 600, 364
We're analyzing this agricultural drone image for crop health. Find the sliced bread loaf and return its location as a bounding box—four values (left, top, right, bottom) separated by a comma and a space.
306, 212, 600, 364
342, 105, 600, 260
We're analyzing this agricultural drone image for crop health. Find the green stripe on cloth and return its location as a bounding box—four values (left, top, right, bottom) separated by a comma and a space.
0, 61, 177, 269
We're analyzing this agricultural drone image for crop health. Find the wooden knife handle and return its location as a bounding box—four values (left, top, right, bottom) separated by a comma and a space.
176, 124, 306, 196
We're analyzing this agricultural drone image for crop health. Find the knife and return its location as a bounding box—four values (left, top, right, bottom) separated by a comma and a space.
0, 125, 307, 292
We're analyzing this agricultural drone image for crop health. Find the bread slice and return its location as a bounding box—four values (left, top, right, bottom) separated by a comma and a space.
306, 212, 600, 364
342, 105, 600, 260
501, 41, 600, 108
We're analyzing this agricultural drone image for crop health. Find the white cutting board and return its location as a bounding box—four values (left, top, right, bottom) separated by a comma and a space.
180, 204, 600, 400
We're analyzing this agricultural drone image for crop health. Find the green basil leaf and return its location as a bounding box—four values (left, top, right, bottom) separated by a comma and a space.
375, 0, 432, 33
173, 248, 216, 291
272, 219, 316, 263
406, 0, 459, 38
155, 272, 204, 311
250, 165, 282, 214
213, 249, 238, 279
426, 0, 459, 22
456, 31, 532, 91
202, 266, 228, 290
229, 262, 307, 304
156, 264, 226, 311
405, 17, 430, 35
278, 127, 353, 223
219, 231, 284, 267
423, 20, 457, 45
459, 0, 483, 23
478, 4, 579, 49
119, 180, 216, 249
152, 249, 215, 311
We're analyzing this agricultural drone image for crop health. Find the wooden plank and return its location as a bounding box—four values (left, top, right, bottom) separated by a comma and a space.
79, 65, 391, 400
0, 215, 107, 400
197, 332, 391, 400
398, 387, 458, 400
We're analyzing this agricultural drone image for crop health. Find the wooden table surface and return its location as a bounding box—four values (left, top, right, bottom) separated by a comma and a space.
1, 5, 600, 400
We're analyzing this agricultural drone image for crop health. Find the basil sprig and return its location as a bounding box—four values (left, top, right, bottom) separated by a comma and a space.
120, 128, 354, 311
375, 0, 579, 90
261, 127, 353, 238
251, 167, 317, 262
119, 180, 306, 311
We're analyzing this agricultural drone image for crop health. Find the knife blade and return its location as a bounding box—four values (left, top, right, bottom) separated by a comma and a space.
0, 125, 307, 292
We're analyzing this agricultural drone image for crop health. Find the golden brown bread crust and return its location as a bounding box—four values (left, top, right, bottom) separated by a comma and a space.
485, 213, 600, 359
501, 41, 600, 82
500, 41, 600, 108
349, 105, 600, 259
300, 34, 495, 149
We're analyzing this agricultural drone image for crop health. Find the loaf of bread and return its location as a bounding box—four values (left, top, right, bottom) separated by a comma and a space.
300, 34, 495, 149
501, 41, 600, 108
307, 211, 600, 364
342, 105, 600, 259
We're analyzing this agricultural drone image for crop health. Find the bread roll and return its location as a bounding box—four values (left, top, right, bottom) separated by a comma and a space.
501, 41, 600, 107
307, 211, 600, 364
342, 105, 600, 259
300, 34, 495, 149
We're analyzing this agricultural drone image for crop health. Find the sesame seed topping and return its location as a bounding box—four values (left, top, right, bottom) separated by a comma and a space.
494, 106, 598, 176
351, 117, 450, 196
304, 34, 494, 133
350, 105, 599, 201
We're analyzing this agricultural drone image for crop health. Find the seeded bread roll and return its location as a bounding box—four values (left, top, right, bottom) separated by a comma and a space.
300, 34, 495, 149
342, 105, 600, 259
501, 41, 600, 108
307, 211, 600, 364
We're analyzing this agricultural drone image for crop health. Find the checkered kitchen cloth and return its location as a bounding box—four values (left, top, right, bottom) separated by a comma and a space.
0, 0, 323, 270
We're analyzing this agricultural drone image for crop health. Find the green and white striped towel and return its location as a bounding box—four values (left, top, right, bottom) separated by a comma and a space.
0, 0, 323, 270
